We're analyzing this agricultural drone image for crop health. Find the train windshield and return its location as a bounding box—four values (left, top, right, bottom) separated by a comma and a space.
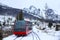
14, 20, 26, 31
14, 20, 32, 31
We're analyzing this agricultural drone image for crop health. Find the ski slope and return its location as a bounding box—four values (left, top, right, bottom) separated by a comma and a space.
3, 25, 60, 40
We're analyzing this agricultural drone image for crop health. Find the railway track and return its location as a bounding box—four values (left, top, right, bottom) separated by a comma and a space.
13, 31, 40, 40
13, 36, 24, 40
32, 31, 41, 40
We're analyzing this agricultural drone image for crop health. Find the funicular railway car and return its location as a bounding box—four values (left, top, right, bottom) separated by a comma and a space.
13, 10, 32, 36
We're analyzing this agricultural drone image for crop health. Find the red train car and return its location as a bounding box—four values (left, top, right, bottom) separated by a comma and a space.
13, 10, 32, 36
13, 20, 32, 36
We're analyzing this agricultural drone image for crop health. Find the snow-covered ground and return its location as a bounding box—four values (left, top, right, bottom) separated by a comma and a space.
33, 25, 60, 40
3, 25, 60, 40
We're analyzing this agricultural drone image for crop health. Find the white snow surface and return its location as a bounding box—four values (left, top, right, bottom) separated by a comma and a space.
3, 25, 60, 40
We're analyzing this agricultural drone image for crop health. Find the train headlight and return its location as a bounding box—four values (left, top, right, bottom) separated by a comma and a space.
32, 22, 34, 25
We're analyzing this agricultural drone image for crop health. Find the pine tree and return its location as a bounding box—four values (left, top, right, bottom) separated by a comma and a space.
16, 10, 24, 20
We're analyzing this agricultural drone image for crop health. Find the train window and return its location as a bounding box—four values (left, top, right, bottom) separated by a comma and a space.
14, 21, 25, 29
26, 21, 32, 30
14, 21, 26, 32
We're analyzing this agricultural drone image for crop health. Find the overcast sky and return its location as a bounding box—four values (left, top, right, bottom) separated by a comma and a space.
0, 0, 60, 15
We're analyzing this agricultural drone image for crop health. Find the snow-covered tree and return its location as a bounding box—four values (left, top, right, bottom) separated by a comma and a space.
29, 5, 37, 14
23, 8, 30, 13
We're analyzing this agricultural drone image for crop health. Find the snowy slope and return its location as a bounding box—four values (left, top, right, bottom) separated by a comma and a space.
3, 25, 60, 40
